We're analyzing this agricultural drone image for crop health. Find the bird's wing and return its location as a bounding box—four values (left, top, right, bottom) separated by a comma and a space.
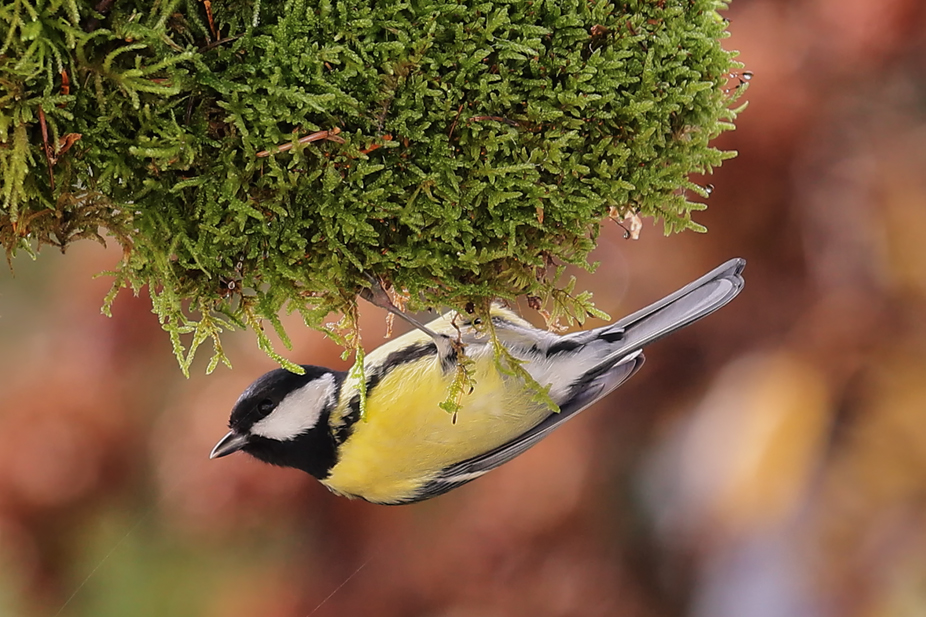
404, 258, 745, 502
410, 353, 645, 502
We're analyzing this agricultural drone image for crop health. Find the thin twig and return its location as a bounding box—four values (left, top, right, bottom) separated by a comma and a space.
448, 103, 464, 140
256, 127, 345, 158
198, 35, 243, 53
201, 0, 218, 40
38, 106, 55, 191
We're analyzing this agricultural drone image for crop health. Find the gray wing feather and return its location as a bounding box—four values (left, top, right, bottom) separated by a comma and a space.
408, 258, 746, 503
413, 354, 645, 501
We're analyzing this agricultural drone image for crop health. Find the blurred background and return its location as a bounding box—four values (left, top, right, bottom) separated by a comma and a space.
3, 0, 926, 615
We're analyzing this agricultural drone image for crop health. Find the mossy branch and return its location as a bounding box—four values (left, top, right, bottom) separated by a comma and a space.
1, 0, 747, 372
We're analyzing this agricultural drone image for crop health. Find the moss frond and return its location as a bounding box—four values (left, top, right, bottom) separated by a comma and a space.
1, 0, 746, 371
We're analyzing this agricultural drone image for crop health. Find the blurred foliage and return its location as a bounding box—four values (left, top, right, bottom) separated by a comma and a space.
0, 0, 742, 371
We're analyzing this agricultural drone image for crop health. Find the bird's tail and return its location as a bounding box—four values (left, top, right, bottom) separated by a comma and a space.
596, 257, 746, 357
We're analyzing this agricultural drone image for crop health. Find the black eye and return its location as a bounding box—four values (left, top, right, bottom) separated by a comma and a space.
256, 399, 276, 418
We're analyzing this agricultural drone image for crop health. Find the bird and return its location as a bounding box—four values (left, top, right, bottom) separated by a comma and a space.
210, 258, 745, 505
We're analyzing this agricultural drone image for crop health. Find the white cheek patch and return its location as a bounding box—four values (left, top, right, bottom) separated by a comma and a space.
250, 373, 336, 441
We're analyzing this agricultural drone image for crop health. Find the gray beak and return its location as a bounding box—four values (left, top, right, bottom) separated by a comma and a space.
210, 431, 249, 459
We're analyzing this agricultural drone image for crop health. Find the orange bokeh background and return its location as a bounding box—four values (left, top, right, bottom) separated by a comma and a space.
3, 1, 926, 615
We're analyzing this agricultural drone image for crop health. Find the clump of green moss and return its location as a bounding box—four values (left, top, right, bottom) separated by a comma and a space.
1, 0, 745, 372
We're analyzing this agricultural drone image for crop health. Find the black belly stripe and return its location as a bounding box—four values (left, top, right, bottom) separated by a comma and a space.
334, 341, 439, 444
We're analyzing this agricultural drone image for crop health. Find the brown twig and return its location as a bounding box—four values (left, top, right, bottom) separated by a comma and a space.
199, 35, 243, 53
58, 69, 70, 105
38, 106, 55, 191
256, 127, 345, 158
448, 103, 465, 140
202, 0, 218, 41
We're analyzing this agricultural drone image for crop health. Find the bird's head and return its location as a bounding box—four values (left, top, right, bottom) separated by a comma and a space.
209, 366, 343, 478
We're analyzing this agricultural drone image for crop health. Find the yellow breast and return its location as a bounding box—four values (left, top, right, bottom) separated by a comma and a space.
323, 345, 547, 503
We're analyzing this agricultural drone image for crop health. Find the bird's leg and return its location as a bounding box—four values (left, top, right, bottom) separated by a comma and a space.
358, 277, 446, 344
359, 276, 465, 377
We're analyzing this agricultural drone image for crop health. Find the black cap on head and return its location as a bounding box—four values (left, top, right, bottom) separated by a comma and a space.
229, 365, 333, 432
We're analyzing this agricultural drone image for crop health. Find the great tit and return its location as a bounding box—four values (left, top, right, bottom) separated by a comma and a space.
210, 258, 745, 504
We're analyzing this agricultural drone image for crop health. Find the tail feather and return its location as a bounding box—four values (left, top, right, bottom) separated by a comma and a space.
598, 257, 745, 357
